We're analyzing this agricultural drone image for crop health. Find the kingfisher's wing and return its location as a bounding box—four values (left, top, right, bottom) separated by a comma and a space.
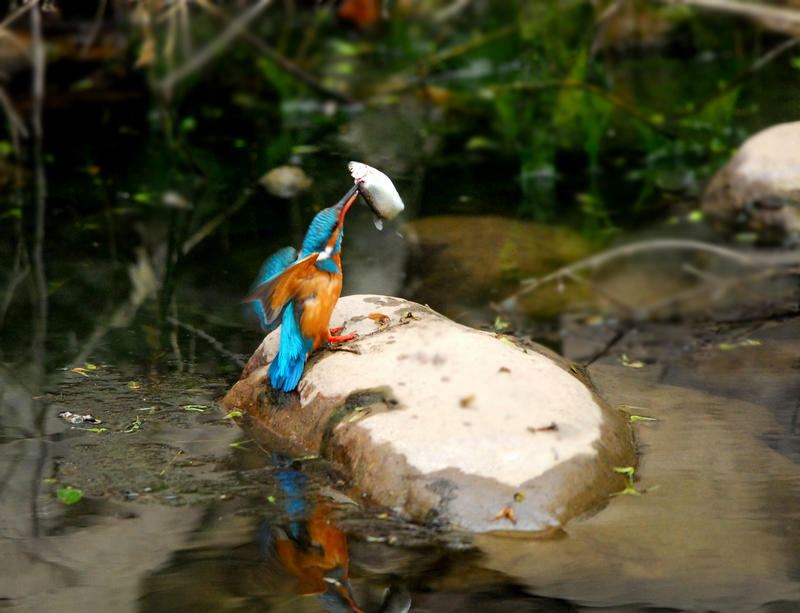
244, 253, 319, 330
253, 246, 299, 286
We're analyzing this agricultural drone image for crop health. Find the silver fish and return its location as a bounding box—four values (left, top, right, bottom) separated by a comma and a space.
348, 161, 405, 230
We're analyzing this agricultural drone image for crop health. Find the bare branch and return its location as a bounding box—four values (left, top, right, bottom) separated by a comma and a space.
0, 0, 41, 30
157, 0, 273, 96
657, 0, 800, 36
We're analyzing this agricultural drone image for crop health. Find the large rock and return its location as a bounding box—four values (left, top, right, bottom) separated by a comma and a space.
223, 295, 635, 532
702, 121, 800, 244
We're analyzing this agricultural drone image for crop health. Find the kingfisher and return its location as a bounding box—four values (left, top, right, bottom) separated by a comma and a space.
245, 186, 359, 392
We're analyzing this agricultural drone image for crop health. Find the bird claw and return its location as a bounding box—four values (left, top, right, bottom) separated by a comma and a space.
328, 332, 356, 343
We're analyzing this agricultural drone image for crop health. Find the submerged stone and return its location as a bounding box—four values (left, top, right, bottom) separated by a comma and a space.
223, 295, 635, 532
402, 216, 596, 321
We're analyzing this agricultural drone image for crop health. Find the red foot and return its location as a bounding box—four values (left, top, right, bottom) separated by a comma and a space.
329, 326, 344, 335
329, 332, 356, 343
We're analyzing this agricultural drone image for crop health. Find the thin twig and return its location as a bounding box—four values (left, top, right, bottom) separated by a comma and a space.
81, 0, 108, 55
491, 79, 672, 135
30, 2, 45, 140
672, 36, 800, 120
193, 0, 358, 104
0, 85, 29, 142
158, 0, 273, 96
0, 0, 40, 30
181, 189, 251, 256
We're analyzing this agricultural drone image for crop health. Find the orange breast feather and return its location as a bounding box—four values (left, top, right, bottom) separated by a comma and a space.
297, 255, 343, 350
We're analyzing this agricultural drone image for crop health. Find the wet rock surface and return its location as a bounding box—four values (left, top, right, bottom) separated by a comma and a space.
702, 121, 800, 243
223, 294, 636, 532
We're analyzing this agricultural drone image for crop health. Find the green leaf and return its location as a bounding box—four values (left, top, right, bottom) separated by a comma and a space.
182, 405, 207, 412
57, 487, 83, 504
223, 410, 243, 419
180, 116, 197, 133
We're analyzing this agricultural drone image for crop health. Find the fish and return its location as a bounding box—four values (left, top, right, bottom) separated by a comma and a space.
348, 161, 405, 230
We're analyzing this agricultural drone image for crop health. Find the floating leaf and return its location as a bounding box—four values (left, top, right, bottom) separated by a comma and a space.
57, 487, 83, 504
629, 415, 658, 422
620, 354, 645, 368
513, 492, 525, 502
79, 427, 108, 433
70, 367, 91, 377
223, 410, 243, 419
718, 339, 761, 351
229, 440, 253, 450
124, 416, 142, 433
127, 381, 142, 389
610, 486, 642, 497
266, 496, 276, 504
182, 404, 207, 412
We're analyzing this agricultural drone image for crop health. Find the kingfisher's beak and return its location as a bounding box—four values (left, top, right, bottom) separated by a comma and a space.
335, 184, 359, 225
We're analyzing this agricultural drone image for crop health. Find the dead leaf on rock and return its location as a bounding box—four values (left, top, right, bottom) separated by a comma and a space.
368, 312, 390, 330
527, 422, 558, 434
492, 506, 517, 525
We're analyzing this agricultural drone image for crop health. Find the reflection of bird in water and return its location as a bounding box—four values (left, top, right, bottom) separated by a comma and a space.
246, 187, 359, 392
257, 466, 413, 613
258, 467, 363, 612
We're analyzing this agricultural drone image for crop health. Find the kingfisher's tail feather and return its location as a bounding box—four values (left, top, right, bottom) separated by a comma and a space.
269, 302, 314, 392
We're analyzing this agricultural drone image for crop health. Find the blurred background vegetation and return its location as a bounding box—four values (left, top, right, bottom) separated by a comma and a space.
1, 0, 799, 373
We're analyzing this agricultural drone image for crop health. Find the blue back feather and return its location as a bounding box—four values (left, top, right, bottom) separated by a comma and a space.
269, 302, 314, 391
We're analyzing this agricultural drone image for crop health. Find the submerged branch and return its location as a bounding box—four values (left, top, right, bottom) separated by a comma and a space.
166, 316, 246, 369
498, 238, 800, 310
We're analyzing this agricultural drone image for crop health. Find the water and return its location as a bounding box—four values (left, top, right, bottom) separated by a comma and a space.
2, 11, 800, 610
